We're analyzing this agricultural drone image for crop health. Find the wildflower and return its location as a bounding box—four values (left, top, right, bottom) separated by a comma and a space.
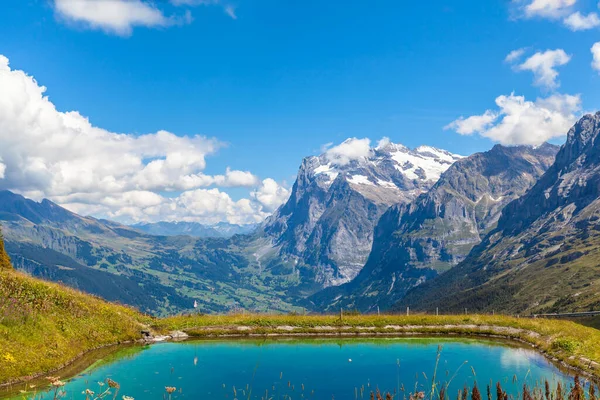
165, 386, 177, 394
82, 389, 94, 395
123, 396, 135, 400
51, 380, 66, 387
2, 353, 15, 363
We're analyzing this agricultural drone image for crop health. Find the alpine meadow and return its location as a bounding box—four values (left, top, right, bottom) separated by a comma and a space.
2, 1, 600, 399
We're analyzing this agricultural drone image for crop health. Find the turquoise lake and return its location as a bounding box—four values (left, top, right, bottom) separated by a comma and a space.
10, 338, 572, 399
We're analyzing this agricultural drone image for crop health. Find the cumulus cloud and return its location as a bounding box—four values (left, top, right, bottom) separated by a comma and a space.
516, 0, 600, 31
324, 138, 372, 166
505, 48, 527, 63
0, 54, 287, 224
563, 11, 600, 30
170, 189, 266, 224
59, 188, 274, 225
375, 137, 391, 149
445, 110, 498, 135
445, 93, 581, 145
251, 179, 291, 212
592, 42, 600, 73
521, 0, 576, 19
52, 0, 238, 36
515, 49, 571, 90
53, 0, 176, 36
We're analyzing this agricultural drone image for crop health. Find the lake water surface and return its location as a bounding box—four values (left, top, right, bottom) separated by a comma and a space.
9, 338, 571, 399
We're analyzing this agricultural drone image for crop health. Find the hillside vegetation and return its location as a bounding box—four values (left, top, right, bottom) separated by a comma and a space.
0, 247, 149, 383
0, 230, 10, 270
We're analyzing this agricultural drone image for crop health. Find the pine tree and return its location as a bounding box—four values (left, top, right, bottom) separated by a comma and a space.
0, 226, 12, 270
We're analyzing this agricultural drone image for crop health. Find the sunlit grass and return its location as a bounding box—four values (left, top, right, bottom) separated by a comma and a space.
0, 269, 152, 384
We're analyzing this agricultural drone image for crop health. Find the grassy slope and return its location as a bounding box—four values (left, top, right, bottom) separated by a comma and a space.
0, 268, 150, 384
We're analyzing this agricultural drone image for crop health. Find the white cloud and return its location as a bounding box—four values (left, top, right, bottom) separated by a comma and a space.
375, 137, 391, 149
505, 48, 527, 63
522, 0, 576, 19
591, 42, 600, 72
53, 0, 174, 36
324, 138, 372, 166
445, 93, 581, 145
563, 11, 600, 30
445, 110, 498, 135
172, 189, 267, 224
515, 49, 571, 90
0, 54, 283, 225
59, 188, 273, 225
52, 0, 237, 36
251, 179, 291, 212
217, 168, 259, 187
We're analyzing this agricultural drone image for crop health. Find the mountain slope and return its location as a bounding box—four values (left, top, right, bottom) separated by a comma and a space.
261, 141, 463, 288
310, 143, 558, 312
0, 191, 299, 315
0, 261, 146, 384
131, 221, 258, 238
397, 112, 600, 314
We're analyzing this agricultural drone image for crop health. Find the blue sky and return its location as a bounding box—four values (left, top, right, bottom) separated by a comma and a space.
0, 0, 599, 223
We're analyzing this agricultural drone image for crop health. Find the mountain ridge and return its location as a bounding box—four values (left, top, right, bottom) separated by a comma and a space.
0, 190, 300, 315
261, 141, 463, 288
396, 112, 600, 314
309, 143, 559, 312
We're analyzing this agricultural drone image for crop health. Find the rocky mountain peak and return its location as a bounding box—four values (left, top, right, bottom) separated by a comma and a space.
308, 142, 559, 312
262, 140, 462, 288
566, 111, 600, 147
498, 113, 600, 235
299, 141, 463, 193
395, 112, 600, 315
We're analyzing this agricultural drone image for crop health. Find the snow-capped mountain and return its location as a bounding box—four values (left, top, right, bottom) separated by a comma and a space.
261, 140, 463, 288
310, 143, 559, 312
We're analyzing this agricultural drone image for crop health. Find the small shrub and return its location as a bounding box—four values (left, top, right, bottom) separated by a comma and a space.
551, 338, 580, 354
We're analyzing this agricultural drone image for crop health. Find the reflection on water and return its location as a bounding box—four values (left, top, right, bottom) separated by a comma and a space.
7, 338, 572, 400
